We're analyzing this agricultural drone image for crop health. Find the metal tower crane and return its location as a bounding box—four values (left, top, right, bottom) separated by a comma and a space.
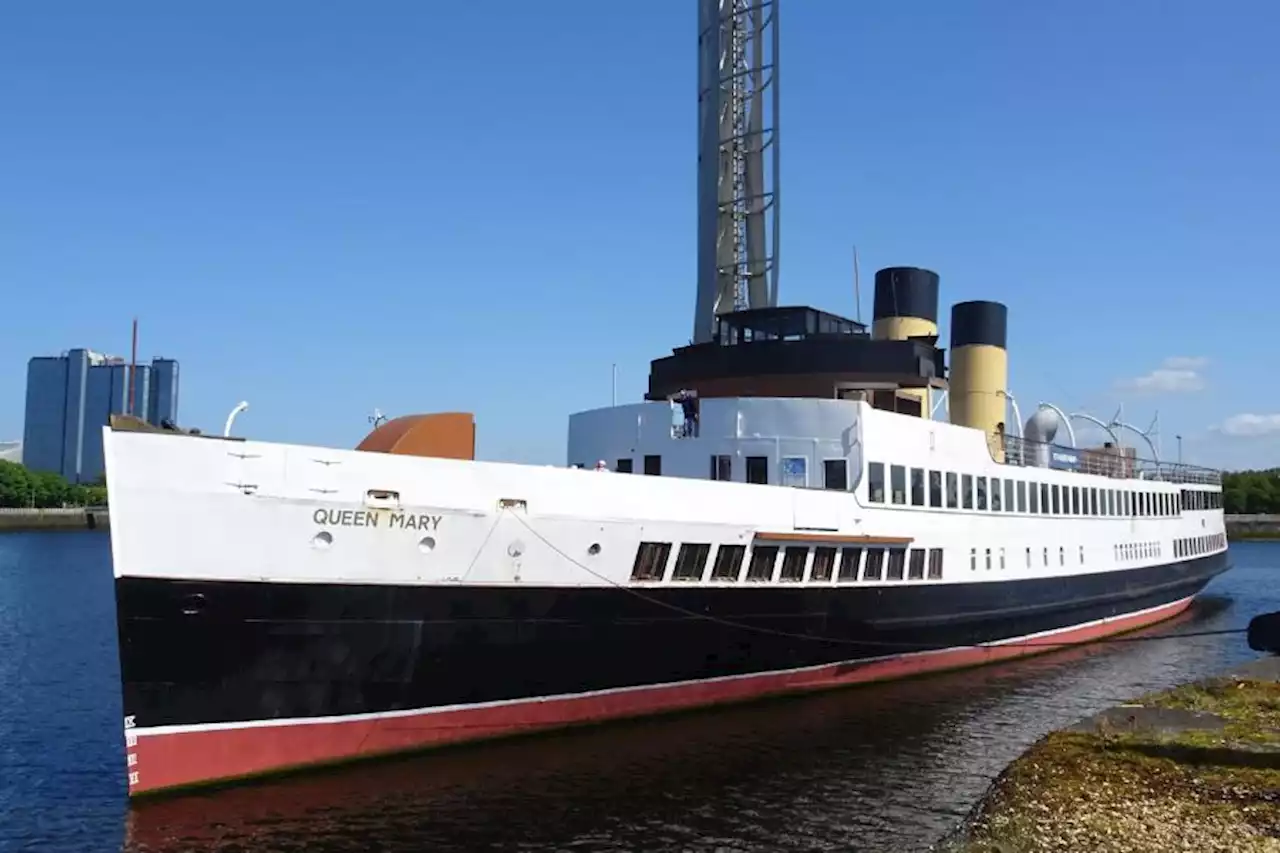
692, 0, 780, 344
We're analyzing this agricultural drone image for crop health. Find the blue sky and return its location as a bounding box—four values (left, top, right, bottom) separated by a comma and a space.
2, 1, 1277, 470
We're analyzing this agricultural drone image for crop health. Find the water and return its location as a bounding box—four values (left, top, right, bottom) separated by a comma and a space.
0, 533, 1275, 853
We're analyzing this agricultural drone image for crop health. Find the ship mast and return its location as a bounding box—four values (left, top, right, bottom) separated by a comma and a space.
693, 0, 780, 344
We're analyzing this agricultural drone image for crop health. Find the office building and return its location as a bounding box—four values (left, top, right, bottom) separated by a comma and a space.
22, 349, 181, 483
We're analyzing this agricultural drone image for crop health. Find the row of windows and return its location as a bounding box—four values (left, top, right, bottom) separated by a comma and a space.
596, 455, 852, 489
1115, 541, 1162, 562
867, 461, 1191, 519
1181, 490, 1222, 511
630, 541, 945, 584
1176, 533, 1225, 558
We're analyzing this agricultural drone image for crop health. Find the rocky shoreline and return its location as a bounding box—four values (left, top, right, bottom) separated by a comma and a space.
0, 507, 109, 532
936, 656, 1280, 853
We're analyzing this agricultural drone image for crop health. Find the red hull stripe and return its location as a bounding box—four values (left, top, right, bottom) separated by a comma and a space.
125, 595, 1193, 797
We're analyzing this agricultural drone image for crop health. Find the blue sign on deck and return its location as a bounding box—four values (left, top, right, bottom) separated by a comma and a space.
1049, 448, 1081, 471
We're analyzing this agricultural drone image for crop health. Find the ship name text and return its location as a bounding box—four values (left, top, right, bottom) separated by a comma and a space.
312, 508, 442, 531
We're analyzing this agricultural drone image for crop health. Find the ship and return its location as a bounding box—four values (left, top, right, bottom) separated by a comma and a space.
102, 2, 1230, 798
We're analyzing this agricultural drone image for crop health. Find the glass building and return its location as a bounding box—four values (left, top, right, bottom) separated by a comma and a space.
22, 349, 181, 483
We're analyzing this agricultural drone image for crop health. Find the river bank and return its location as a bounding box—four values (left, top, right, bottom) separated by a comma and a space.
940, 655, 1280, 852
1227, 514, 1280, 540
0, 508, 109, 532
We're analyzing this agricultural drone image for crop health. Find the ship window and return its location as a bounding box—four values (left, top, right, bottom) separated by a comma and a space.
1043, 547, 1048, 566
672, 543, 711, 581
890, 465, 907, 504
837, 547, 863, 581
644, 455, 662, 476
1017, 480, 1028, 513
710, 544, 746, 581
985, 548, 992, 570
1004, 478, 1015, 513
1028, 481, 1039, 513
868, 462, 885, 502
907, 549, 926, 580
991, 477, 1003, 511
962, 474, 974, 509
779, 547, 808, 582
746, 546, 778, 581
1071, 486, 1080, 515
616, 458, 633, 473
1025, 546, 1031, 568
976, 477, 988, 511
946, 472, 959, 508
999, 547, 1006, 569
929, 470, 943, 507
1092, 488, 1100, 516
1059, 546, 1065, 566
863, 549, 884, 581
823, 459, 848, 491
1040, 483, 1050, 514
631, 542, 671, 581
781, 456, 808, 488
970, 547, 977, 571
927, 548, 943, 579
710, 455, 732, 481
1079, 545, 1084, 564
886, 549, 906, 581
1051, 485, 1061, 515
1107, 489, 1115, 516
910, 467, 925, 506
811, 547, 836, 582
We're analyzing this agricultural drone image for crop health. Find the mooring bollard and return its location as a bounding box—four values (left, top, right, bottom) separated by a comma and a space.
1247, 611, 1280, 654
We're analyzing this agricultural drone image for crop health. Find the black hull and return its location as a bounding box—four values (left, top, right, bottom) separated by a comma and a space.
116, 552, 1230, 730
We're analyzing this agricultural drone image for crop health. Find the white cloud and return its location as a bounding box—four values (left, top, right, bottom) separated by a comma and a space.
1215, 414, 1280, 438
1115, 357, 1207, 394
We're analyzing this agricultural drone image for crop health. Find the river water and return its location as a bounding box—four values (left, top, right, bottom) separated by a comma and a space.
0, 532, 1275, 853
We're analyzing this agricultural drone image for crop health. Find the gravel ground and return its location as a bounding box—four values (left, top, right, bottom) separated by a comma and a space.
947, 662, 1280, 853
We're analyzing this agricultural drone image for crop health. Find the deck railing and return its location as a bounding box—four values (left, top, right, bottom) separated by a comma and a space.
997, 433, 1221, 486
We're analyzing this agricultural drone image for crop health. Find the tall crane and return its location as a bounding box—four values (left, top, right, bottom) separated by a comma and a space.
692, 0, 780, 344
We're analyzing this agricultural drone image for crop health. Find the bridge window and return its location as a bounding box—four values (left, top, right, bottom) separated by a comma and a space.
976, 477, 988, 511
929, 470, 943, 507
746, 546, 778, 581
710, 455, 732, 481
867, 462, 885, 502
1016, 480, 1027, 513
1051, 485, 1062, 515
886, 549, 906, 580
837, 547, 862, 581
747, 456, 769, 485
946, 472, 959, 508
644, 455, 661, 476
991, 477, 1002, 511
616, 458, 633, 473
1004, 478, 1015, 512
907, 549, 926, 580
962, 475, 974, 509
710, 545, 746, 581
631, 542, 671, 581
863, 549, 884, 581
890, 465, 907, 504
823, 459, 848, 491
672, 543, 711, 581
910, 467, 925, 506
927, 548, 944, 579
1071, 486, 1080, 515
811, 547, 836, 581
779, 547, 808, 582
1028, 481, 1039, 513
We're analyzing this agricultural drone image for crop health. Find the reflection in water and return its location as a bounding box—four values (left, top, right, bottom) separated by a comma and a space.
124, 600, 1235, 853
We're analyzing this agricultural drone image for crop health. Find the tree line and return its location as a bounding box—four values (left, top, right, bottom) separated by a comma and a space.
0, 460, 108, 509
1222, 469, 1280, 515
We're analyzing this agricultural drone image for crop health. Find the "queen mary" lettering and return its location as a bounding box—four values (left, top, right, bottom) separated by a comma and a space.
312, 508, 442, 531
